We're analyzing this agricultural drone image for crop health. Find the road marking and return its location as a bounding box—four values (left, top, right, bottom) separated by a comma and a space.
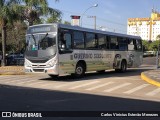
146, 88, 160, 96
27, 81, 48, 86
103, 83, 131, 92
15, 79, 37, 85
114, 77, 140, 80
69, 81, 100, 90
53, 82, 77, 89
2, 77, 36, 84
86, 82, 114, 91
0, 76, 24, 81
124, 84, 149, 94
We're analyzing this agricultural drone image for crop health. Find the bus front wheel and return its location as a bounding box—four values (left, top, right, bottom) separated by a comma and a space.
73, 63, 85, 78
49, 75, 58, 79
115, 61, 127, 73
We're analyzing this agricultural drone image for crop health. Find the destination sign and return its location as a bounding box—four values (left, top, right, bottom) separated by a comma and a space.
27, 25, 56, 34
31, 27, 51, 33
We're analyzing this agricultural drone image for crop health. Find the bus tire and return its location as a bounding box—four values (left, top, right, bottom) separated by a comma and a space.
73, 63, 85, 78
97, 70, 105, 73
115, 60, 127, 73
49, 75, 58, 79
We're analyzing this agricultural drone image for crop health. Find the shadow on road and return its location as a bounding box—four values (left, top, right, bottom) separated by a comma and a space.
39, 68, 151, 82
0, 85, 159, 120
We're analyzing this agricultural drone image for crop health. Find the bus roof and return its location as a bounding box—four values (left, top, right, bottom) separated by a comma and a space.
29, 23, 141, 40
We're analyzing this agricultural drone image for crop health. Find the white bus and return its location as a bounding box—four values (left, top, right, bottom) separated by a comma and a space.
25, 23, 143, 78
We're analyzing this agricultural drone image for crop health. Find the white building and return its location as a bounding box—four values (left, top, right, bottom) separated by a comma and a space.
127, 10, 160, 41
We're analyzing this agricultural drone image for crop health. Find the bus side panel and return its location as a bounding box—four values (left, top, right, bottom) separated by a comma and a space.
58, 53, 76, 75
127, 51, 143, 68
85, 50, 115, 72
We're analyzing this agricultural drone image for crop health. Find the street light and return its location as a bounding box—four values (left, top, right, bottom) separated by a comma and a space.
81, 4, 98, 27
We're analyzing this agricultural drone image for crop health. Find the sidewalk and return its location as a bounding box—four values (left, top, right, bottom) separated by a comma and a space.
141, 70, 160, 87
0, 66, 25, 75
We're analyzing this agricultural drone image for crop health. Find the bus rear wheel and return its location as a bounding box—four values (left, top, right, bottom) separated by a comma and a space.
115, 61, 127, 73
72, 63, 85, 78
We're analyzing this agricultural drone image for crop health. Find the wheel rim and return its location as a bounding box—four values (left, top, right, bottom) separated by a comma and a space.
76, 66, 83, 75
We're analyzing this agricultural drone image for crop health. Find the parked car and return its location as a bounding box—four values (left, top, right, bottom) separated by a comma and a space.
7, 53, 24, 66
143, 51, 156, 57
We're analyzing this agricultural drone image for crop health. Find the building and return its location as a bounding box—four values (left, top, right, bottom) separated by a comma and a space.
127, 9, 160, 41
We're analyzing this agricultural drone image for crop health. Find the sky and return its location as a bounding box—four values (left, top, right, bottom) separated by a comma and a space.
48, 0, 160, 34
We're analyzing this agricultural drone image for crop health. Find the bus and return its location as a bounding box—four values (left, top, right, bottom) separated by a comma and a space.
25, 23, 143, 78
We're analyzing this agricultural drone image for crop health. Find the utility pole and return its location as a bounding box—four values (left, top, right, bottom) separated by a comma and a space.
81, 4, 98, 27
88, 16, 96, 29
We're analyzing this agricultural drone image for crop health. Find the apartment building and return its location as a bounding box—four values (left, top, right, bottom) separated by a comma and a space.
127, 9, 160, 41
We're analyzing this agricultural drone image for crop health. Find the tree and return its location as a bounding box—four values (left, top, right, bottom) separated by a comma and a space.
0, 0, 21, 66
21, 0, 62, 26
6, 22, 27, 53
46, 14, 62, 23
142, 40, 150, 51
64, 21, 71, 25
156, 34, 160, 41
156, 34, 160, 51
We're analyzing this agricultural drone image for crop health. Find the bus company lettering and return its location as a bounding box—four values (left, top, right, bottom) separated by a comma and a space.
74, 53, 112, 59
74, 53, 93, 59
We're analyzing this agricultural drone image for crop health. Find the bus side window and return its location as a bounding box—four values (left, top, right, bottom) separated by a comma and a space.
118, 37, 127, 51
73, 31, 84, 49
128, 39, 134, 51
59, 32, 72, 50
110, 36, 118, 50
133, 39, 137, 50
98, 34, 106, 49
86, 33, 98, 49
106, 35, 110, 49
65, 33, 72, 49
136, 39, 142, 51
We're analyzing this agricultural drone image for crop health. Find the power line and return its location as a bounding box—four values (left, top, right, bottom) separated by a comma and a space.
60, 9, 126, 27
60, 9, 127, 33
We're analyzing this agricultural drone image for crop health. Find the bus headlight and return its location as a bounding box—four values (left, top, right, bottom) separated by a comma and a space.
25, 59, 32, 67
47, 60, 56, 67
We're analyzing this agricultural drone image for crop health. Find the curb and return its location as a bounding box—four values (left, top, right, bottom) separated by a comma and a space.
0, 72, 26, 75
141, 72, 160, 87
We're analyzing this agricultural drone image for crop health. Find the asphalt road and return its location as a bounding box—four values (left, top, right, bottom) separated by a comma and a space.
0, 57, 159, 120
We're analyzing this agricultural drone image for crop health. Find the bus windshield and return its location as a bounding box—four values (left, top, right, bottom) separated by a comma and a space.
25, 33, 57, 61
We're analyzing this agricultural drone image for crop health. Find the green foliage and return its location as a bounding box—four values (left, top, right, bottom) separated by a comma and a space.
21, 0, 62, 26
142, 40, 150, 51
6, 22, 27, 53
0, 0, 22, 66
46, 14, 62, 23
64, 21, 71, 25
142, 40, 160, 51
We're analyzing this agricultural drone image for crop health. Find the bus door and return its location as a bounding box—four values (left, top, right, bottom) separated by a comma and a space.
58, 30, 75, 74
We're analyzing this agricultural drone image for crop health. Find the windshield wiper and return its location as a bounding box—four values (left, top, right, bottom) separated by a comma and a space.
40, 33, 48, 42
31, 34, 36, 45
38, 33, 48, 45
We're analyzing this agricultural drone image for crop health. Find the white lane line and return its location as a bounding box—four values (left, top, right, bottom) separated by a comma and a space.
27, 81, 48, 86
0, 76, 24, 81
69, 81, 100, 90
15, 79, 38, 85
2, 77, 36, 84
86, 82, 114, 91
124, 84, 149, 94
104, 83, 131, 93
146, 88, 160, 96
53, 82, 78, 89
